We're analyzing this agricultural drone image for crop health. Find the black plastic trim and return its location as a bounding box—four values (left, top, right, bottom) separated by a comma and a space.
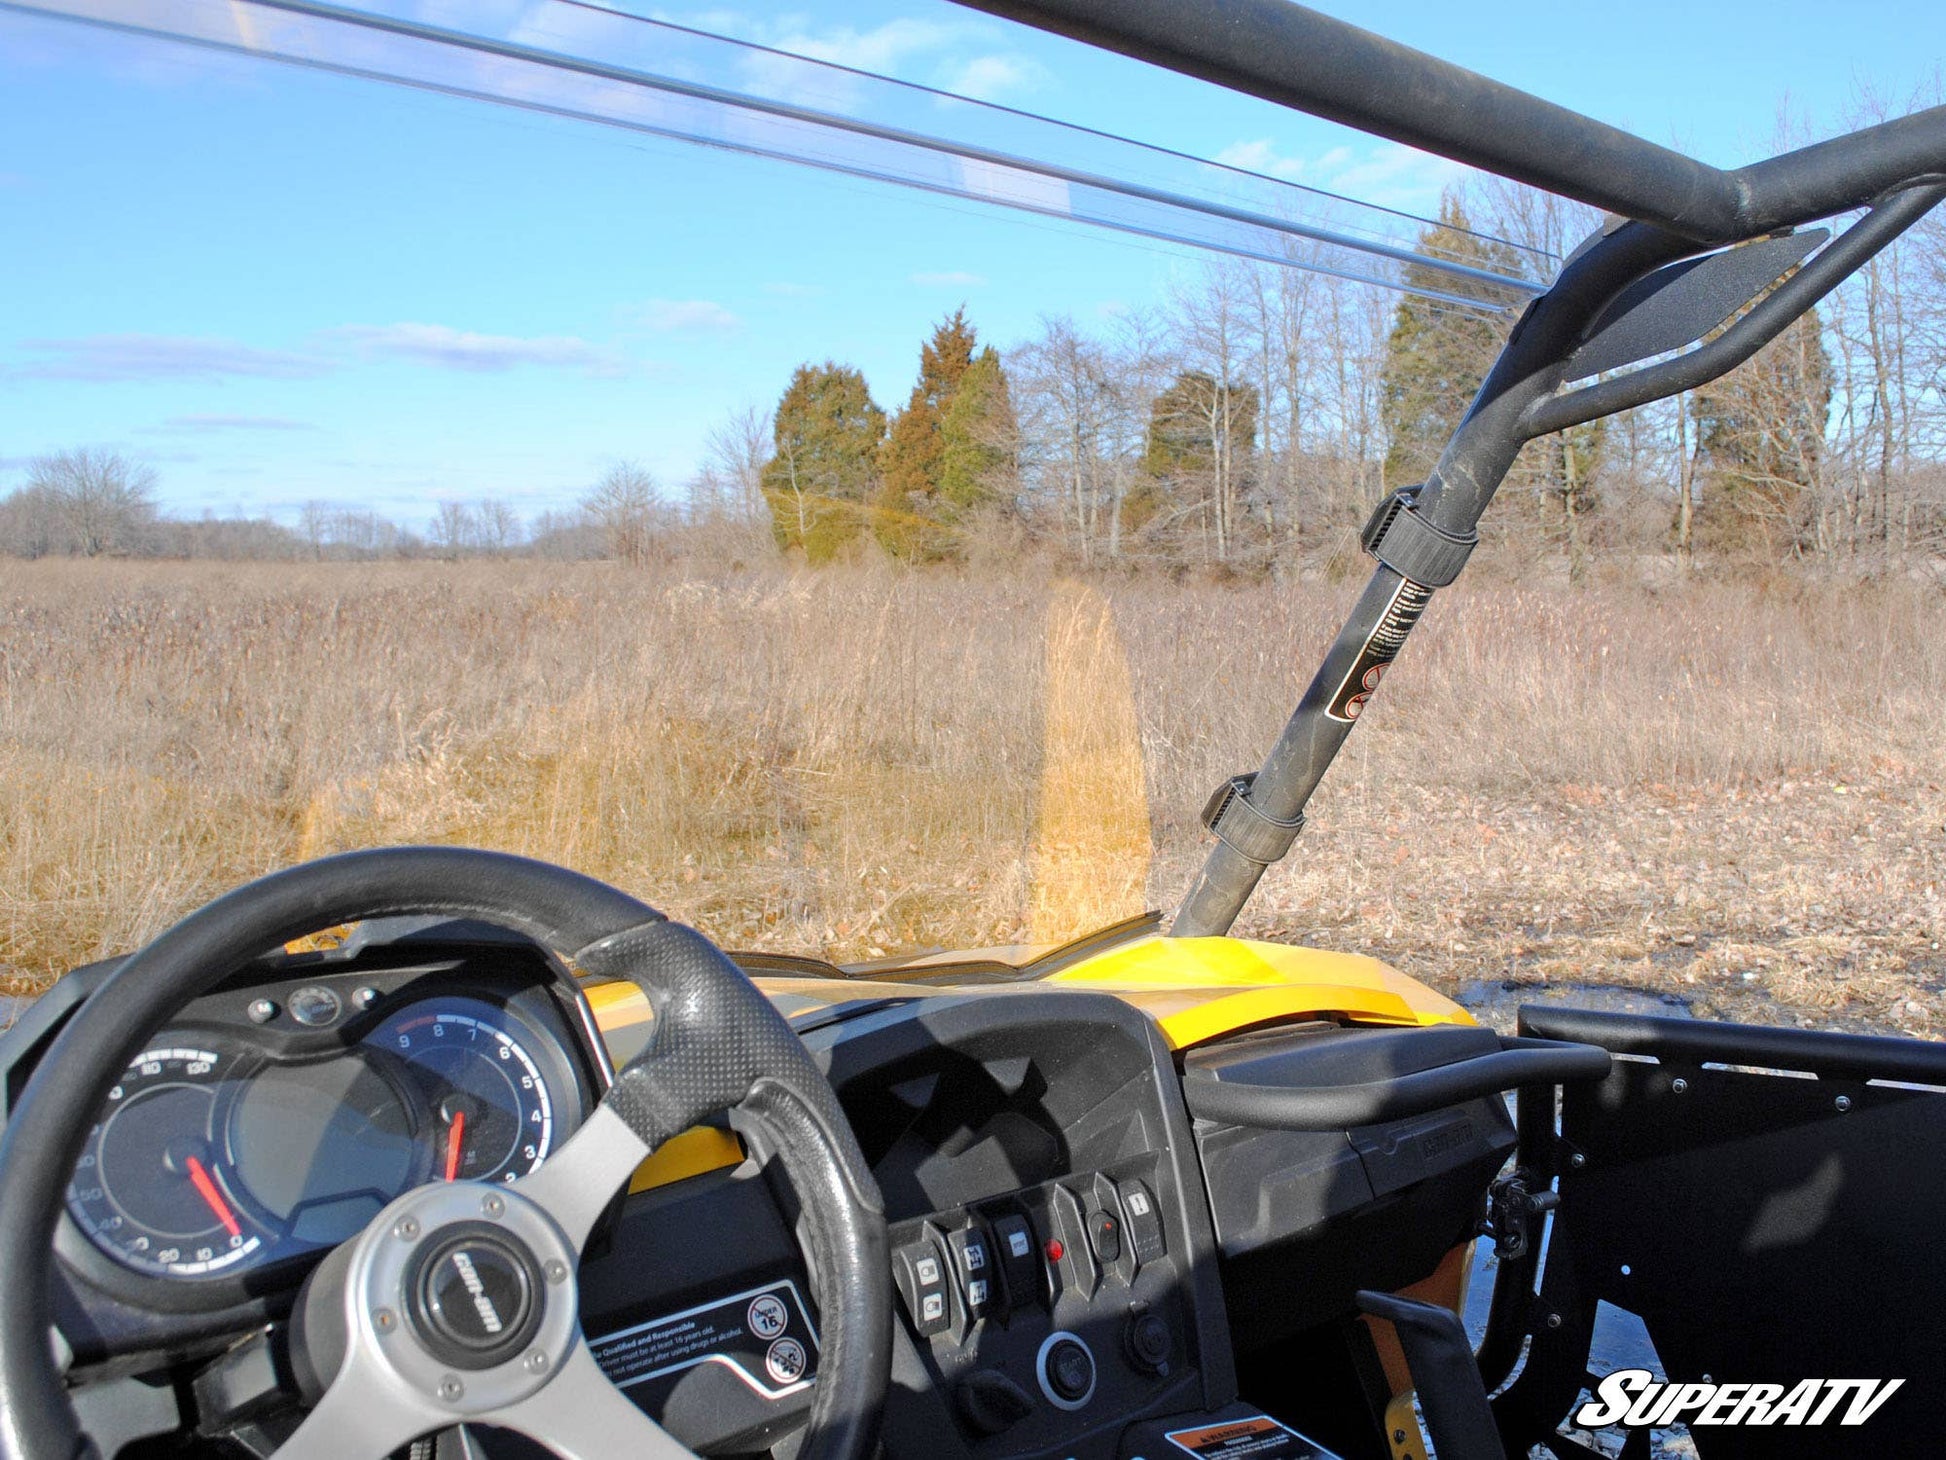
1519, 1003, 1946, 1084
1182, 1036, 1610, 1131
1358, 1291, 1508, 1460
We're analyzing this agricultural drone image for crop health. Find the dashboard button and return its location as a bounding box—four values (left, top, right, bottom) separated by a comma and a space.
992, 1214, 1042, 1308
1048, 1341, 1092, 1399
1036, 1332, 1097, 1409
896, 1239, 952, 1337
948, 1225, 998, 1318
1000, 1222, 1033, 1261
1118, 1180, 1167, 1265
286, 986, 342, 1028
1089, 1209, 1122, 1263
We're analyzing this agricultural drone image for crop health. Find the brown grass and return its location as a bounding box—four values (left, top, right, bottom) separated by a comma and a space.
3, 559, 1942, 1033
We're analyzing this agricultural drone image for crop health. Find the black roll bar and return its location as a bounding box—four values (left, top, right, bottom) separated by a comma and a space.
1525, 183, 1946, 435
952, 0, 1946, 241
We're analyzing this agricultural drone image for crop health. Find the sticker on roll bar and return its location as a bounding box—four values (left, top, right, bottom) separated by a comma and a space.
1325, 578, 1433, 722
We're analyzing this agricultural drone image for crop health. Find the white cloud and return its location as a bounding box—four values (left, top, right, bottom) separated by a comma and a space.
910, 270, 988, 288
632, 298, 742, 332
706, 13, 1045, 108
765, 17, 963, 73
331, 323, 623, 375
1215, 139, 1306, 182
1215, 138, 1470, 215
937, 54, 1049, 103
14, 334, 328, 383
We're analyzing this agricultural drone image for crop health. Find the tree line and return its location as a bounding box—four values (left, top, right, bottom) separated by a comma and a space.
735, 173, 1945, 578
6, 162, 1942, 578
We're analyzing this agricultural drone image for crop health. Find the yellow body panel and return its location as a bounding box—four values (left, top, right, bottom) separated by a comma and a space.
624, 1125, 747, 1193
1040, 935, 1472, 1048
584, 933, 1468, 1192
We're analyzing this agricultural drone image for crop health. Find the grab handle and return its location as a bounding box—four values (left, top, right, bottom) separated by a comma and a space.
1181, 1035, 1610, 1130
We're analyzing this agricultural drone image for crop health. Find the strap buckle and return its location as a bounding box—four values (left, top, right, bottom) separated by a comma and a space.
1360, 486, 1477, 587
1200, 773, 1304, 866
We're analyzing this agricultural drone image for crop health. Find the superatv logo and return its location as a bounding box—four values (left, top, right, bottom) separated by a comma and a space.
1575, 1371, 1904, 1429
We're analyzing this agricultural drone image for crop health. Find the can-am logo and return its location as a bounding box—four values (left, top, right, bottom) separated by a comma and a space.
1575, 1371, 1904, 1429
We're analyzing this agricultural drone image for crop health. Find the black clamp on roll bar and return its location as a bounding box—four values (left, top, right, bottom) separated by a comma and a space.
1200, 772, 1304, 867
1360, 486, 1477, 588
1181, 1035, 1612, 1130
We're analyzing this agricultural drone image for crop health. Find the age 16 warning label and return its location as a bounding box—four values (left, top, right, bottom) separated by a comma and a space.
1165, 1414, 1344, 1460
589, 1279, 819, 1410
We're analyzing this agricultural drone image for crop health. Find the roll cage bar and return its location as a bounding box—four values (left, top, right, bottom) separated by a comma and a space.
952, 0, 1946, 938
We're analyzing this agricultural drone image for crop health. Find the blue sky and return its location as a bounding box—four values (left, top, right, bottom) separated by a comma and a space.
1, 0, 1939, 525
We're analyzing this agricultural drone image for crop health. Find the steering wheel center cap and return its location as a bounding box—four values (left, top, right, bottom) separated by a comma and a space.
408, 1222, 545, 1370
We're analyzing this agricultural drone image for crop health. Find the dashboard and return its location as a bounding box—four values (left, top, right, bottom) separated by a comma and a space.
812, 991, 1233, 1460
3, 920, 1510, 1460
4, 922, 1229, 1460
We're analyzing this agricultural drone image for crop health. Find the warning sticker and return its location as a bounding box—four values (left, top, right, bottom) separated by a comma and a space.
1324, 577, 1433, 722
1166, 1414, 1344, 1460
589, 1279, 819, 1409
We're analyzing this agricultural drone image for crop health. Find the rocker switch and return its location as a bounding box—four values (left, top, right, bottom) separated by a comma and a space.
991, 1214, 1043, 1309
1118, 1180, 1167, 1266
948, 1227, 997, 1317
896, 1239, 952, 1337
1088, 1209, 1122, 1263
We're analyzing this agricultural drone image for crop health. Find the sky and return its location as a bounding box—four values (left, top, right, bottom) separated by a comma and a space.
0, 0, 1940, 526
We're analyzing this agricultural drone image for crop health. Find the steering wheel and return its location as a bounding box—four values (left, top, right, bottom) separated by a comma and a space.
0, 848, 893, 1460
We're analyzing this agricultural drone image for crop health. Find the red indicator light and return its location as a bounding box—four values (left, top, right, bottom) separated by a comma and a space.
1045, 1239, 1065, 1262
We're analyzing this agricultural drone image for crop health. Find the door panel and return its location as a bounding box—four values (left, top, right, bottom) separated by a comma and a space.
1488, 1006, 1946, 1459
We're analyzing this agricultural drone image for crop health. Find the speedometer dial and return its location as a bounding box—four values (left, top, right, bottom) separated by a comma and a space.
66, 1042, 267, 1279
369, 999, 558, 1185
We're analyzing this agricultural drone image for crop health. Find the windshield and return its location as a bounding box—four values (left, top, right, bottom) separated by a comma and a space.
2, 0, 1942, 1040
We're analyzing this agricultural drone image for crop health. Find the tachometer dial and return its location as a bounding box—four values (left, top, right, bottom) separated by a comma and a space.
66, 1043, 267, 1279
369, 1000, 558, 1185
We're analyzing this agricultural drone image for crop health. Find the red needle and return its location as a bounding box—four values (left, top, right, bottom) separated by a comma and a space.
443, 1110, 467, 1181
184, 1156, 241, 1240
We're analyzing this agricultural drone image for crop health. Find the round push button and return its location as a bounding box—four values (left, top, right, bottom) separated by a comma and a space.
1035, 1331, 1097, 1410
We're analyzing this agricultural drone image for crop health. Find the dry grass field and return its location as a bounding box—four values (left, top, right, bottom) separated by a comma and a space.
3, 558, 1942, 1035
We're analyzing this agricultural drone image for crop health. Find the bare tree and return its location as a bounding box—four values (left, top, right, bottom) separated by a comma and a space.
1012, 315, 1162, 565
298, 501, 333, 561
690, 405, 772, 525
475, 499, 523, 554
429, 501, 481, 558
1166, 265, 1261, 564
582, 461, 660, 566
28, 448, 157, 556
0, 485, 63, 559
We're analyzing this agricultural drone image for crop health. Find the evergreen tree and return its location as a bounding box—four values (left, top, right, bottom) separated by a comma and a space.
938, 348, 1017, 513
874, 310, 1014, 559
760, 362, 886, 563
1378, 196, 1525, 490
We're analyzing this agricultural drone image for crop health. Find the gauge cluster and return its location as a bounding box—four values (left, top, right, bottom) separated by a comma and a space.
53, 947, 602, 1314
